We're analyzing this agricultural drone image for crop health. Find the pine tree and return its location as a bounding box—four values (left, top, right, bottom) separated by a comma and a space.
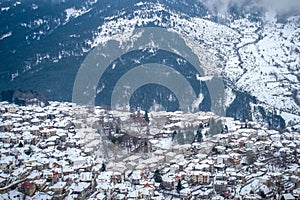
184, 126, 195, 143
18, 141, 24, 148
208, 118, 223, 136
258, 190, 266, 198
176, 131, 184, 144
176, 179, 182, 194
172, 131, 177, 141
224, 125, 228, 133
194, 129, 203, 143
101, 163, 106, 172
154, 169, 162, 183
198, 123, 204, 130
144, 111, 150, 123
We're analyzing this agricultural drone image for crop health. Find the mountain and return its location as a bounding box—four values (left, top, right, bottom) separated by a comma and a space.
0, 0, 299, 129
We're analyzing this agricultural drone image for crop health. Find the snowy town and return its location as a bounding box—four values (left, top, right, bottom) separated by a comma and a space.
0, 101, 299, 200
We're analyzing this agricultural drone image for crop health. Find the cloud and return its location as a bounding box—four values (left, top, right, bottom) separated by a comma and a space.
258, 0, 300, 16
38, 0, 68, 4
200, 0, 300, 18
49, 0, 67, 4
40, 0, 67, 4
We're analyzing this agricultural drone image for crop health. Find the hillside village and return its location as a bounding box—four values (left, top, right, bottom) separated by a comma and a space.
0, 101, 299, 200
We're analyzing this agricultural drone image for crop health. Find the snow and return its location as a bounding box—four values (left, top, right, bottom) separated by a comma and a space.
84, 1, 300, 117
50, 181, 67, 189
64, 7, 92, 25
155, 138, 173, 150
281, 112, 300, 126
0, 32, 12, 40
282, 193, 296, 200
240, 179, 260, 195
70, 182, 90, 192
1, 7, 10, 12
224, 88, 236, 108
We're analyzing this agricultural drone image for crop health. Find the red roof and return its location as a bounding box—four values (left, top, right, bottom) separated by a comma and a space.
223, 192, 232, 197
143, 183, 154, 189
21, 181, 34, 188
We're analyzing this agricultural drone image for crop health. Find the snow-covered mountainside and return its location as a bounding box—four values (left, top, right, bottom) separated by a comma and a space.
0, 0, 299, 128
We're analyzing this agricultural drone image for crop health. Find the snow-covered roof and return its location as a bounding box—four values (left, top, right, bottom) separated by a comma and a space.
50, 181, 67, 189
282, 193, 296, 200
80, 172, 92, 181
70, 182, 90, 192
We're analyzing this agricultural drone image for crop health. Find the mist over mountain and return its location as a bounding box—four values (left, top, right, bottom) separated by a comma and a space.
0, 0, 299, 129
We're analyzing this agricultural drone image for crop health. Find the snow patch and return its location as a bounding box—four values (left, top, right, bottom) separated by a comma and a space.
64, 7, 92, 24
0, 32, 12, 40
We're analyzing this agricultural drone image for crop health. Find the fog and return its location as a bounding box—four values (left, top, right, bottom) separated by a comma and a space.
200, 0, 300, 18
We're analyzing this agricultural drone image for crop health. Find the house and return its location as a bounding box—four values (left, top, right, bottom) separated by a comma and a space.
0, 156, 15, 172
96, 192, 108, 200
257, 130, 268, 140
33, 179, 47, 191
27, 170, 41, 180
80, 172, 93, 182
0, 177, 7, 188
97, 171, 112, 183
190, 171, 210, 184
56, 130, 68, 142
43, 170, 53, 181
20, 182, 36, 196
139, 187, 152, 199
96, 181, 112, 194
180, 188, 191, 200
10, 135, 20, 144
114, 183, 129, 194
0, 132, 11, 143
125, 162, 136, 170
49, 181, 67, 194
112, 172, 122, 183
214, 180, 227, 193
196, 188, 213, 199
30, 125, 40, 135
40, 129, 53, 138
292, 188, 300, 199
65, 139, 77, 147
270, 133, 281, 142
46, 135, 60, 146
244, 141, 254, 149
281, 193, 296, 200
169, 164, 179, 174
127, 190, 140, 200
165, 152, 177, 162
200, 159, 215, 172
218, 154, 232, 164
194, 163, 210, 172
214, 146, 226, 154
12, 167, 29, 180
70, 156, 87, 166
22, 131, 35, 144
31, 118, 41, 126
69, 182, 91, 199
0, 123, 5, 132
0, 159, 10, 171
131, 171, 141, 185
161, 175, 175, 190
114, 193, 126, 200
35, 112, 47, 121
0, 149, 10, 157
63, 166, 75, 176
0, 105, 6, 114
63, 174, 77, 186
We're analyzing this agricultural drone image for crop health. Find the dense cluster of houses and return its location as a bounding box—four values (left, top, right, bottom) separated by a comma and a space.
0, 101, 299, 199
